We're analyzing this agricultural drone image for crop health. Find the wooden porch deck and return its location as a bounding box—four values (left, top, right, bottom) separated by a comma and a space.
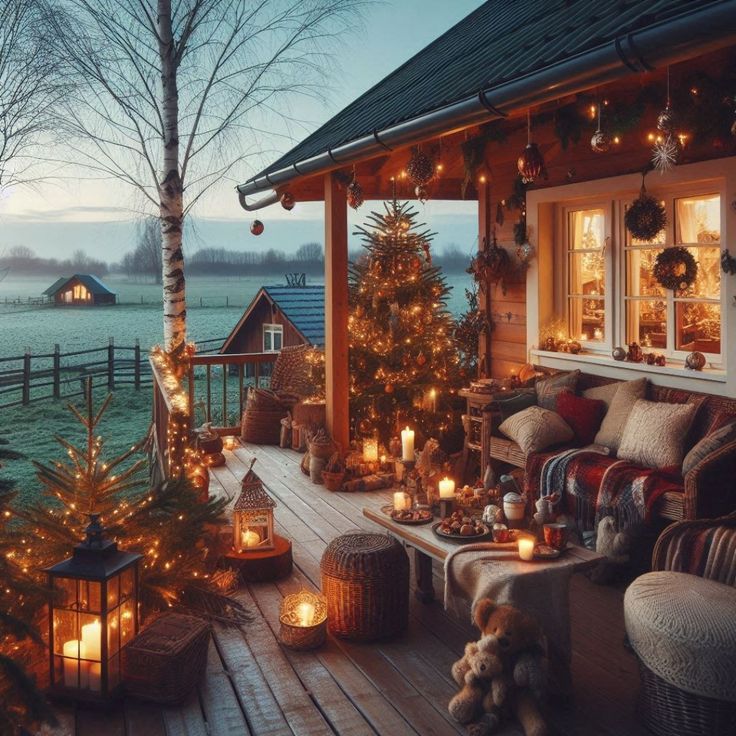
52, 443, 650, 736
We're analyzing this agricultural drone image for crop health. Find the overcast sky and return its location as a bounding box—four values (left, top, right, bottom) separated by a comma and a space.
0, 0, 483, 261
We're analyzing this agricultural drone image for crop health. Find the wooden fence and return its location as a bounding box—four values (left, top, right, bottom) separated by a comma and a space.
0, 337, 225, 409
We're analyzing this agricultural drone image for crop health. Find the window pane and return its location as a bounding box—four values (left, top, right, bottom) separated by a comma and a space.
676, 302, 720, 354
676, 194, 720, 244
569, 297, 604, 342
569, 209, 605, 250
569, 252, 605, 296
626, 299, 667, 348
264, 330, 272, 351
626, 248, 665, 297
274, 331, 282, 350
675, 247, 720, 299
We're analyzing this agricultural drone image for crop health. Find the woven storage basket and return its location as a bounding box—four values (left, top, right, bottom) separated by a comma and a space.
321, 470, 345, 492
122, 613, 210, 704
241, 388, 289, 444
320, 532, 408, 641
308, 439, 335, 460
638, 661, 736, 736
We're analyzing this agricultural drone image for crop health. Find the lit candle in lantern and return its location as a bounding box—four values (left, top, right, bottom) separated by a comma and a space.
438, 477, 455, 499
393, 491, 408, 511
518, 537, 535, 561
363, 438, 379, 463
63, 639, 88, 688
296, 601, 315, 627
88, 662, 102, 692
81, 619, 102, 661
241, 529, 261, 548
223, 436, 238, 451
401, 427, 415, 461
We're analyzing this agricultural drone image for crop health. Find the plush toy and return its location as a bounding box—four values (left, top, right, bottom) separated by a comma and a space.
448, 634, 504, 728
595, 516, 631, 564
473, 598, 548, 736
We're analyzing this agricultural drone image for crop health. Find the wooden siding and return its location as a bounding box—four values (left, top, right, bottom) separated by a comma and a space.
224, 293, 306, 353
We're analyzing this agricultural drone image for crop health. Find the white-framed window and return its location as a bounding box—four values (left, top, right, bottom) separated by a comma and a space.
623, 191, 721, 360
564, 204, 612, 350
263, 323, 283, 353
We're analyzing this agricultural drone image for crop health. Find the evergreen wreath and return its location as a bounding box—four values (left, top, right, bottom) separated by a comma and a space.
653, 246, 698, 291
625, 188, 667, 241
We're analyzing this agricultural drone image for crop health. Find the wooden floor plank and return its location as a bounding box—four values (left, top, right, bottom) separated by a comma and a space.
124, 699, 167, 736
76, 706, 126, 736
161, 690, 207, 736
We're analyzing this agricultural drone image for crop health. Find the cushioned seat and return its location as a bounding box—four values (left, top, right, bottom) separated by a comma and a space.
624, 571, 736, 702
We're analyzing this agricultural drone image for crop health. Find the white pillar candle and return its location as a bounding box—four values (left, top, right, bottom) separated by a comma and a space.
296, 601, 315, 627
518, 537, 535, 561
401, 427, 415, 461
363, 438, 378, 463
438, 477, 455, 499
241, 529, 261, 548
393, 491, 408, 511
81, 619, 102, 661
63, 639, 88, 688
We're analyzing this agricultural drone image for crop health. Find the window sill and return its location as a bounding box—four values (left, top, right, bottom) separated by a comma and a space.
530, 349, 727, 383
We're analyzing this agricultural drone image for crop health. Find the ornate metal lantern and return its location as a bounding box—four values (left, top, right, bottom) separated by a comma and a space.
45, 515, 141, 702
233, 460, 276, 553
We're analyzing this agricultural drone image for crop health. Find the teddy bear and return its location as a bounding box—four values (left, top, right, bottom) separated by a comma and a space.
472, 598, 548, 736
448, 634, 504, 729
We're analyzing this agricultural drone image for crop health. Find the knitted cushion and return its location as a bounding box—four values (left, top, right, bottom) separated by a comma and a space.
556, 391, 606, 446
624, 571, 736, 702
495, 390, 537, 421
593, 377, 648, 452
535, 370, 580, 411
682, 421, 736, 476
618, 399, 696, 468
498, 406, 573, 455
582, 381, 619, 409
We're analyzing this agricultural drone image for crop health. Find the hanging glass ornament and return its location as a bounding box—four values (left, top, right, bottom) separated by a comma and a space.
347, 175, 364, 210
280, 192, 295, 211
415, 184, 428, 203
517, 110, 544, 184
250, 219, 264, 236
657, 106, 676, 135
516, 241, 535, 268
590, 101, 610, 153
406, 146, 434, 186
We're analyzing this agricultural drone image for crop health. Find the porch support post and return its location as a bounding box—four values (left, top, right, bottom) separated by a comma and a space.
324, 173, 350, 450
477, 179, 492, 378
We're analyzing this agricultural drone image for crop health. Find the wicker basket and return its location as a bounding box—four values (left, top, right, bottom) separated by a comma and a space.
308, 439, 335, 460
278, 591, 328, 651
638, 660, 736, 736
320, 532, 408, 641
122, 613, 211, 704
322, 470, 346, 492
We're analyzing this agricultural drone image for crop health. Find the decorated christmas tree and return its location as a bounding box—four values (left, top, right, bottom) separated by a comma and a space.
349, 198, 460, 445
14, 381, 248, 624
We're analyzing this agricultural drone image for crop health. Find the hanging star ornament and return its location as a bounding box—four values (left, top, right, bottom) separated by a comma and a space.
651, 135, 680, 173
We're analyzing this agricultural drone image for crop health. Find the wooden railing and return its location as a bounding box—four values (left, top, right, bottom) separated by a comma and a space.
150, 350, 278, 479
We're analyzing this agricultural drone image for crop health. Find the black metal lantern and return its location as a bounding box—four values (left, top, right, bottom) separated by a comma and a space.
45, 515, 141, 702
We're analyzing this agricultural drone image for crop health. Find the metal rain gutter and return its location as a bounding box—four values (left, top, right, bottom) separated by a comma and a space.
237, 0, 736, 210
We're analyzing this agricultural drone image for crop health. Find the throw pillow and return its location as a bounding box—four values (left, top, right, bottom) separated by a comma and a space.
556, 391, 606, 446
618, 399, 697, 468
582, 381, 619, 409
535, 370, 580, 411
495, 390, 537, 422
682, 421, 736, 475
593, 377, 648, 452
498, 406, 574, 456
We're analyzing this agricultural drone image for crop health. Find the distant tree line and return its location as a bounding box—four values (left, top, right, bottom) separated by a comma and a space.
0, 245, 108, 276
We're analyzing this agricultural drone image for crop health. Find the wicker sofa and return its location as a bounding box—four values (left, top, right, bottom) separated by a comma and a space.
624, 515, 736, 736
484, 371, 736, 524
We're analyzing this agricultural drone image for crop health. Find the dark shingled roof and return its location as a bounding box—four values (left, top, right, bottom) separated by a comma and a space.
265, 285, 325, 347
43, 274, 116, 296
247, 0, 711, 182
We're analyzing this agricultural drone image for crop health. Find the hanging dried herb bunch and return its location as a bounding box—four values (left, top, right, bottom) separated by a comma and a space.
625, 171, 667, 241
653, 246, 698, 291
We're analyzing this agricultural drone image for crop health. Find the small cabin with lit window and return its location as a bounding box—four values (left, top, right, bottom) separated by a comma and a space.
43, 274, 117, 306
221, 279, 324, 355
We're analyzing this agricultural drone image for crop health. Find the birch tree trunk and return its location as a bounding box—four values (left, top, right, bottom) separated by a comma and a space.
157, 0, 186, 356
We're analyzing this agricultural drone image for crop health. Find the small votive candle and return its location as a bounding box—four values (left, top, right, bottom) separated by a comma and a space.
581, 332, 589, 341
593, 328, 603, 341
296, 601, 315, 627
393, 491, 408, 511
518, 537, 535, 561
363, 438, 379, 463
223, 436, 238, 451
438, 477, 455, 499
241, 529, 261, 548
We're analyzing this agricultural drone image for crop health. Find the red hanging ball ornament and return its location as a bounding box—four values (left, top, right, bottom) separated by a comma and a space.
517, 143, 544, 184
250, 219, 264, 236
280, 192, 295, 211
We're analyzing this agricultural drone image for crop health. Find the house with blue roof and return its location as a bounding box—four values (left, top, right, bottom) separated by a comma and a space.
221, 279, 324, 354
43, 274, 117, 306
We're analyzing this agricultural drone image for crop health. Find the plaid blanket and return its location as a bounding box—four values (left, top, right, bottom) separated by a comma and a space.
525, 448, 683, 532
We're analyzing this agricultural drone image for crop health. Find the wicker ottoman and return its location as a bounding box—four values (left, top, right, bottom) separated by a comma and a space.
122, 613, 211, 704
624, 571, 736, 736
320, 532, 409, 641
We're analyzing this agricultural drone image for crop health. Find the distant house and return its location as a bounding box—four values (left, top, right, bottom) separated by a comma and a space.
221, 282, 324, 354
43, 275, 117, 306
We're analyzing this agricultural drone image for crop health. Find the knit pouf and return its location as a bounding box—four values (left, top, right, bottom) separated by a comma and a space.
624, 571, 736, 736
320, 532, 409, 641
